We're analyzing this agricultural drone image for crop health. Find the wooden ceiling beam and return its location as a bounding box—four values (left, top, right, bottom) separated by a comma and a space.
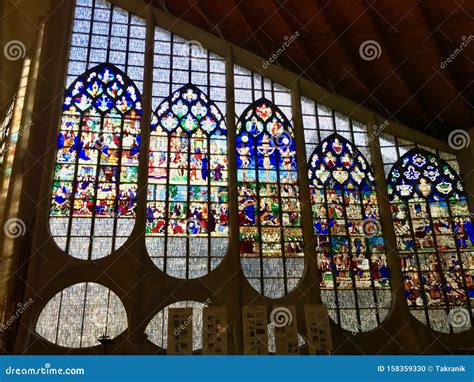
312, 0, 393, 119
229, 0, 275, 62
414, 1, 473, 121
364, 1, 433, 127
268, 0, 328, 87
189, 1, 226, 40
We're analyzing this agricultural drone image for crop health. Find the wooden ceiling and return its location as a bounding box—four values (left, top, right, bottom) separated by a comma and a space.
152, 0, 474, 139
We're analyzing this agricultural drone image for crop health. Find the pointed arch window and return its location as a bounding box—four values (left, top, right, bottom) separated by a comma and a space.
49, 63, 142, 260
387, 148, 473, 333
146, 84, 229, 279
309, 133, 391, 332
237, 98, 304, 299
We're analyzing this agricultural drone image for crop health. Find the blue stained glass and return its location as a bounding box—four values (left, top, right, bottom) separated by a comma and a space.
387, 148, 464, 201
387, 148, 473, 333
49, 63, 142, 260
146, 84, 229, 279
237, 98, 305, 299
308, 133, 391, 333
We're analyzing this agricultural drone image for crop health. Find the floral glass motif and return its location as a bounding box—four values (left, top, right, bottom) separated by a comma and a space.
49, 63, 142, 260
387, 148, 474, 333
146, 84, 229, 279
309, 133, 391, 333
237, 98, 304, 299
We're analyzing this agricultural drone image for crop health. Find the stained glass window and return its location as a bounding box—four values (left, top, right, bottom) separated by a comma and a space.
146, 27, 228, 279
152, 27, 226, 114
301, 96, 372, 161
308, 133, 391, 332
387, 148, 474, 333
35, 282, 127, 348
146, 85, 228, 278
49, 0, 145, 259
237, 98, 304, 299
234, 65, 292, 120
49, 64, 141, 259
302, 96, 391, 332
379, 132, 460, 176
145, 300, 206, 352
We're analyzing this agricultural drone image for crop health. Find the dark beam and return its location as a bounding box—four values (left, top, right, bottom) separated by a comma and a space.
230, 0, 276, 62
269, 0, 328, 87
191, 1, 226, 40
364, 1, 433, 126
414, 1, 473, 122
313, 0, 393, 119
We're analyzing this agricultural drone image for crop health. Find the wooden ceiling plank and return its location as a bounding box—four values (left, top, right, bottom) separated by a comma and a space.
312, 0, 393, 119
269, 0, 327, 86
230, 0, 275, 61
414, 1, 473, 121
190, 1, 226, 40
364, 1, 433, 126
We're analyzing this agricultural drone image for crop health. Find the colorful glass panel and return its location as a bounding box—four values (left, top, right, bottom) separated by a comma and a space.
237, 98, 304, 299
146, 84, 229, 279
387, 148, 473, 333
309, 133, 391, 333
49, 63, 142, 259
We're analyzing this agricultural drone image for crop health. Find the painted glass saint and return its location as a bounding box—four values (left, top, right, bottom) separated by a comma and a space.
49, 63, 141, 259
146, 84, 229, 279
237, 98, 304, 299
309, 133, 391, 332
388, 148, 473, 332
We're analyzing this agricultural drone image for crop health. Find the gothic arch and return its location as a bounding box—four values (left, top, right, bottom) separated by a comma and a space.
49, 63, 142, 260
237, 98, 305, 299
145, 84, 229, 279
387, 148, 473, 333
309, 133, 392, 333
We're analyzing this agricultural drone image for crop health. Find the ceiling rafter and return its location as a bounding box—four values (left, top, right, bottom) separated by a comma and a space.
364, 1, 433, 128
190, 1, 226, 40
269, 0, 328, 87
414, 1, 473, 122
229, 0, 276, 62
312, 0, 393, 119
